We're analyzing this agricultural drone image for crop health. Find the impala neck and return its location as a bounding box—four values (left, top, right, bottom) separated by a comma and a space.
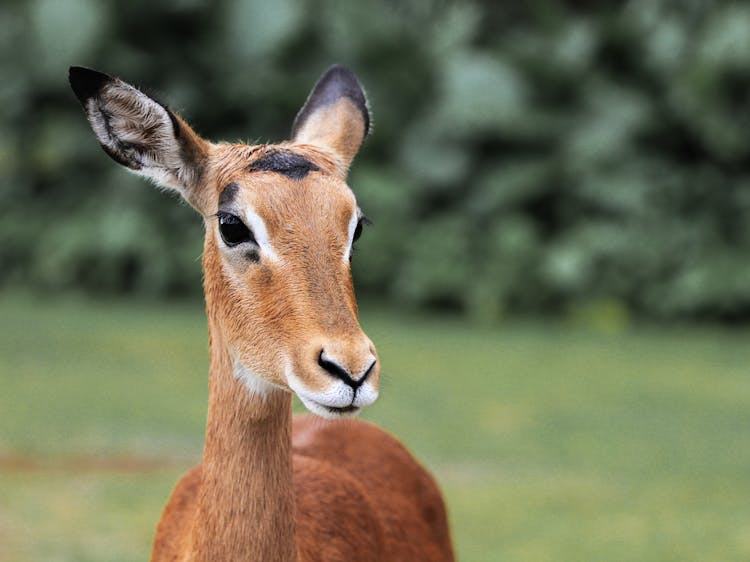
190, 308, 296, 562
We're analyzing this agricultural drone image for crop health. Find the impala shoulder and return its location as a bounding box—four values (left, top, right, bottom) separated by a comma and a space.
151, 465, 202, 562
292, 415, 417, 464
293, 454, 385, 562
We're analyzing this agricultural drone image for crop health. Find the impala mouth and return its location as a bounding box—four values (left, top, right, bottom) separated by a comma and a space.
285, 363, 378, 419
324, 404, 360, 415
299, 396, 364, 419
293, 385, 379, 419
303, 398, 361, 418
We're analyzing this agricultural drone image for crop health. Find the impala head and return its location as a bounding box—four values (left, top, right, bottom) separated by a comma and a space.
69, 65, 379, 418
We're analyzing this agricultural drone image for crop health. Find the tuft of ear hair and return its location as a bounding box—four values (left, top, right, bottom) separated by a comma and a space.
69, 66, 209, 212
291, 65, 370, 177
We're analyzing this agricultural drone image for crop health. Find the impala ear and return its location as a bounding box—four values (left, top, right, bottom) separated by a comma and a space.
291, 65, 370, 177
68, 66, 210, 212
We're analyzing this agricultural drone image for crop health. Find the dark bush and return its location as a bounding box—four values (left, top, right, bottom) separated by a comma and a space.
2, 0, 749, 322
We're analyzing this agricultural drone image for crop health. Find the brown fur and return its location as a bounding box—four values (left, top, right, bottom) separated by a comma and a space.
71, 66, 454, 562
154, 416, 454, 562
148, 143, 454, 561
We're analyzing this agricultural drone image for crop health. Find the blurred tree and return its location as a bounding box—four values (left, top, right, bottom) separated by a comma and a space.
1, 0, 749, 322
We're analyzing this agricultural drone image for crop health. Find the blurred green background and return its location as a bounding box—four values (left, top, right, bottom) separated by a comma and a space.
3, 0, 750, 321
1, 0, 750, 561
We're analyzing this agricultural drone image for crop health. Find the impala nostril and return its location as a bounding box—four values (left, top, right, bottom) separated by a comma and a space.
318, 349, 351, 380
361, 358, 376, 382
317, 349, 367, 390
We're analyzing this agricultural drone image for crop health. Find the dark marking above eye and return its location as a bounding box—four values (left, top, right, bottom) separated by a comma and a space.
219, 182, 239, 208
248, 150, 320, 180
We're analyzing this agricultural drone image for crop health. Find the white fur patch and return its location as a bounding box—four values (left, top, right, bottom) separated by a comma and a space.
343, 208, 360, 262
242, 207, 280, 262
233, 357, 278, 398
353, 381, 378, 408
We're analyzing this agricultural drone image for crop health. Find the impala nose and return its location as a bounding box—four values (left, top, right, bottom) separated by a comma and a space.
318, 348, 376, 390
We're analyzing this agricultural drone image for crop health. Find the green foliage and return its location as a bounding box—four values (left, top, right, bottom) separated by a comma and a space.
2, 0, 750, 321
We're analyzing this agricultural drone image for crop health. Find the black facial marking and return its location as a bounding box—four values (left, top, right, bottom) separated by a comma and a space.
291, 64, 370, 139
249, 150, 320, 180
219, 182, 240, 208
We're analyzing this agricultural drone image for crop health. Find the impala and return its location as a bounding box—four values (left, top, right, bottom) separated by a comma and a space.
69, 64, 454, 562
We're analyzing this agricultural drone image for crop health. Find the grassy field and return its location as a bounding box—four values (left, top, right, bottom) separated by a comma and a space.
1, 293, 750, 561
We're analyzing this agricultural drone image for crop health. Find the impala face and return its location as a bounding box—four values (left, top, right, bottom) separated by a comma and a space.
204, 145, 380, 417
69, 65, 379, 418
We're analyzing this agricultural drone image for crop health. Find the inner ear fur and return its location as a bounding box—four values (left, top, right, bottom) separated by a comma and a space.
291, 65, 370, 177
69, 66, 210, 213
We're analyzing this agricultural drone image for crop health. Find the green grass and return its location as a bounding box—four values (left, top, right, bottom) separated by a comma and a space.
2, 293, 750, 561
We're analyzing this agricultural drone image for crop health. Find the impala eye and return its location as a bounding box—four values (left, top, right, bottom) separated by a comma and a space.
218, 212, 256, 247
353, 216, 370, 243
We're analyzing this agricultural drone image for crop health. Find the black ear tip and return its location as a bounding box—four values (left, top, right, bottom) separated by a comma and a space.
291, 63, 371, 141
69, 66, 113, 105
316, 64, 370, 134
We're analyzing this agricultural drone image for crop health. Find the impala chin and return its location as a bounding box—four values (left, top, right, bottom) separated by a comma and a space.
286, 367, 379, 419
